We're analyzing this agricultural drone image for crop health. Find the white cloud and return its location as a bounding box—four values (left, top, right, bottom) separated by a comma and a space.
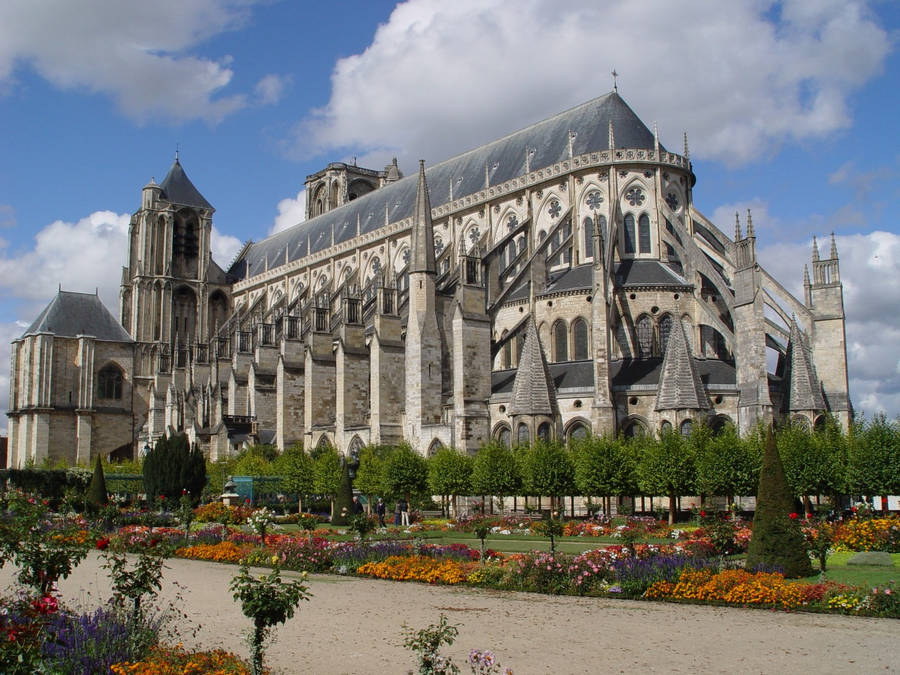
0, 0, 258, 123
211, 228, 243, 267
254, 74, 290, 106
758, 231, 900, 420
270, 189, 306, 235
290, 0, 889, 168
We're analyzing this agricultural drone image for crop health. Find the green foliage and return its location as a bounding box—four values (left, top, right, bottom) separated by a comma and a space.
142, 433, 207, 504
847, 415, 900, 496
350, 513, 377, 540
353, 444, 392, 499
746, 428, 813, 578
312, 445, 342, 497
401, 614, 460, 675
518, 441, 574, 506
102, 549, 167, 622
572, 435, 638, 499
332, 460, 354, 526
230, 561, 311, 675
87, 454, 108, 509
272, 443, 314, 498
694, 425, 760, 497
383, 443, 430, 503
635, 430, 696, 523
0, 468, 89, 500
427, 447, 472, 498
779, 421, 844, 502
471, 441, 520, 501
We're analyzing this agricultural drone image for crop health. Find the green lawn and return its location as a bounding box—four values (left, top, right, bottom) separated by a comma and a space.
800, 552, 900, 587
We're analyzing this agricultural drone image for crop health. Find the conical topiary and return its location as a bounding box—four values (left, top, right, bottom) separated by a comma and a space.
331, 460, 354, 526
87, 453, 108, 510
746, 427, 812, 578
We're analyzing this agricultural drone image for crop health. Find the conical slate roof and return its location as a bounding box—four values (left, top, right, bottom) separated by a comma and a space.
229, 91, 663, 279
410, 160, 435, 274
159, 158, 213, 211
655, 320, 708, 411
21, 290, 132, 342
508, 317, 556, 416
783, 320, 826, 412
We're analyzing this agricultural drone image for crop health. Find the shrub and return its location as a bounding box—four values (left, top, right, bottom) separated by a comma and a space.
142, 434, 206, 505
87, 454, 109, 510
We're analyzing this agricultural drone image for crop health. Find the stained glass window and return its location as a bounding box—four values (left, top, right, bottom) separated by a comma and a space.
573, 318, 589, 360
554, 321, 568, 362
636, 315, 653, 358
638, 214, 651, 254
658, 314, 673, 356
623, 214, 636, 254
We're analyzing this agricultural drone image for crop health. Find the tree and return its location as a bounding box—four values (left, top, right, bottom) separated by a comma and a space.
87, 453, 108, 510
142, 433, 206, 504
354, 444, 392, 507
573, 435, 638, 515
778, 422, 843, 515
635, 430, 695, 525
695, 425, 761, 502
847, 415, 900, 501
312, 445, 342, 518
383, 443, 429, 506
427, 447, 473, 517
470, 441, 520, 514
519, 440, 574, 513
272, 443, 314, 512
746, 428, 813, 578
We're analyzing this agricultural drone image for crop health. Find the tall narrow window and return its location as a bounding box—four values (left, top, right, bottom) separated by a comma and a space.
517, 423, 530, 446
597, 216, 607, 259
554, 321, 568, 362
623, 214, 636, 254
638, 214, 651, 254
636, 315, 653, 358
658, 314, 673, 356
572, 318, 589, 360
98, 365, 123, 400
583, 217, 593, 260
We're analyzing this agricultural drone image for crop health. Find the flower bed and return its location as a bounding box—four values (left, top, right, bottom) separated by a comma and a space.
356, 555, 473, 584
645, 568, 805, 608
832, 517, 900, 552
111, 644, 253, 674
175, 541, 251, 564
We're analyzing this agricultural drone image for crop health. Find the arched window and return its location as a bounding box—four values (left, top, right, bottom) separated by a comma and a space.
498, 426, 511, 448
572, 318, 589, 360
615, 322, 632, 359
583, 217, 593, 260
680, 419, 693, 436
623, 419, 646, 438
517, 423, 530, 446
553, 321, 568, 362
636, 315, 653, 358
568, 423, 589, 442
658, 314, 673, 356
537, 422, 552, 442
502, 334, 512, 369
623, 214, 636, 255
710, 416, 730, 435
98, 365, 123, 400
660, 420, 672, 434
638, 214, 651, 254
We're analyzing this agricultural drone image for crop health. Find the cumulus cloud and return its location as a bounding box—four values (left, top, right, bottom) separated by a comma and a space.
254, 74, 290, 106
270, 189, 306, 235
758, 231, 900, 420
290, 0, 889, 169
0, 0, 258, 123
211, 228, 243, 267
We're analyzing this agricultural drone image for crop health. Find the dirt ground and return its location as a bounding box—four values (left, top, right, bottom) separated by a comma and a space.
2, 552, 898, 674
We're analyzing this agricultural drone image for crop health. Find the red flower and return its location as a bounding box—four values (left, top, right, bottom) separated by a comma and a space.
851, 506, 858, 513
245, 498, 251, 505
789, 512, 799, 520
182, 488, 188, 495
699, 510, 706, 517
96, 537, 110, 550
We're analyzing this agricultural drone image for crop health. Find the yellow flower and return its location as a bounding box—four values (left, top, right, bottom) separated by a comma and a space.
271, 555, 279, 565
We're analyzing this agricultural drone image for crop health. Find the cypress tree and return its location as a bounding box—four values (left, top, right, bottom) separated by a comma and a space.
87, 453, 108, 509
331, 460, 354, 526
746, 427, 812, 578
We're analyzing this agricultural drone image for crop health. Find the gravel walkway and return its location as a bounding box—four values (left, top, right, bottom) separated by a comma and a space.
2, 552, 898, 674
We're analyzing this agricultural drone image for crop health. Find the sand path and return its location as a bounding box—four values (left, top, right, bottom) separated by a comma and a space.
2, 552, 898, 674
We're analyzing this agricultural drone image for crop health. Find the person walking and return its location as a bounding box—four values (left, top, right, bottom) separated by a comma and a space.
375, 498, 386, 527
399, 498, 409, 527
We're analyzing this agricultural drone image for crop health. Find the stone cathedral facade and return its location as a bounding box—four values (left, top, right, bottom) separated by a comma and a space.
6, 91, 851, 467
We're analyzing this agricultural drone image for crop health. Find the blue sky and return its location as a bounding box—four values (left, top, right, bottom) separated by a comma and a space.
0, 0, 898, 428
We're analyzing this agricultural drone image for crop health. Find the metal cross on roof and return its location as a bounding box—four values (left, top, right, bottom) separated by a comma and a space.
611, 69, 618, 92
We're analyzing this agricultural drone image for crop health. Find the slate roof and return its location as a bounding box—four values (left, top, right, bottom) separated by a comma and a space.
492, 360, 594, 395
615, 260, 688, 287
21, 291, 132, 342
230, 91, 661, 279
159, 158, 213, 211
655, 321, 709, 410
508, 317, 556, 415
783, 320, 826, 411
610, 358, 735, 389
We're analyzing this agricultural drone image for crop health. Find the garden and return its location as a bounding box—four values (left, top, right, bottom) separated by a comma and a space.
1, 417, 899, 673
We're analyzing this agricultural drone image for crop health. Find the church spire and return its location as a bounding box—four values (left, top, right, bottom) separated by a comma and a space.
783, 318, 826, 412
508, 316, 556, 417
734, 212, 742, 241
655, 320, 708, 411
829, 232, 839, 259
746, 209, 754, 238
812, 236, 820, 262
410, 160, 436, 274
